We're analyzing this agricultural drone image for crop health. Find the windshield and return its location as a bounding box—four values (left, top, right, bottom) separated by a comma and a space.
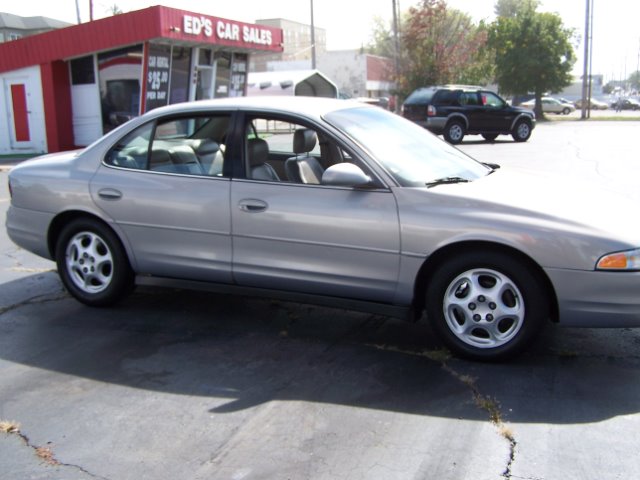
324, 107, 489, 187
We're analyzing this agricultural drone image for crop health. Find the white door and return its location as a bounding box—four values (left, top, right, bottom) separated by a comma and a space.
71, 83, 102, 146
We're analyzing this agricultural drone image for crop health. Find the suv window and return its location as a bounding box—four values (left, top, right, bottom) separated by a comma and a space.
460, 92, 480, 106
481, 92, 505, 108
404, 88, 435, 104
433, 89, 459, 106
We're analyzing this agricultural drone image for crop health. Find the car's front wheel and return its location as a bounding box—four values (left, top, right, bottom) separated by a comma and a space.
444, 120, 465, 144
55, 218, 134, 307
425, 251, 548, 360
512, 119, 532, 142
562, 107, 571, 115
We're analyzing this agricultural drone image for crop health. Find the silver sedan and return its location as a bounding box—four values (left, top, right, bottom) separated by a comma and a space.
6, 97, 640, 360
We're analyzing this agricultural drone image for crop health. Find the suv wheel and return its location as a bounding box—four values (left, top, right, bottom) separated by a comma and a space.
511, 119, 532, 142
444, 120, 465, 144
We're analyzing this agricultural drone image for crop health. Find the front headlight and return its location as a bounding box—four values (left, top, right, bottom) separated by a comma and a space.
596, 248, 640, 271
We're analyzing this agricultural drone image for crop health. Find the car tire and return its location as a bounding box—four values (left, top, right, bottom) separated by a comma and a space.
444, 120, 465, 144
562, 108, 571, 115
425, 251, 548, 361
482, 134, 498, 142
511, 119, 532, 142
55, 218, 134, 307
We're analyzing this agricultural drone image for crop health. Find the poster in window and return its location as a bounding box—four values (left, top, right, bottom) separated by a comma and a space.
230, 54, 248, 97
146, 44, 171, 111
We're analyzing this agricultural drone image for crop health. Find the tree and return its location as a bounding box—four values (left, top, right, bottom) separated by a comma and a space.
398, 0, 492, 96
108, 4, 123, 15
494, 0, 540, 18
489, 3, 575, 118
367, 17, 395, 58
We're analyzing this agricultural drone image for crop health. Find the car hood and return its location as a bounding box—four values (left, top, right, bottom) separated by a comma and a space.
395, 167, 640, 269
458, 168, 638, 242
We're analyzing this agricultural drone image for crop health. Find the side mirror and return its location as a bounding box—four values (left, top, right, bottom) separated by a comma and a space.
321, 163, 373, 188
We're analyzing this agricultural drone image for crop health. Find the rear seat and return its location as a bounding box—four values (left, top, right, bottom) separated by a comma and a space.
148, 145, 204, 175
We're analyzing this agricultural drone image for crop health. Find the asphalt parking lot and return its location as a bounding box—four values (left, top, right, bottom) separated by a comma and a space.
1, 120, 640, 480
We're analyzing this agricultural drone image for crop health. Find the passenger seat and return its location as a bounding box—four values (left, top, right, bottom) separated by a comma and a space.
285, 129, 323, 184
247, 138, 279, 181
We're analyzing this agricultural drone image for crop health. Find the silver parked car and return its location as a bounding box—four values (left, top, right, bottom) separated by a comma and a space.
6, 97, 640, 360
521, 97, 576, 115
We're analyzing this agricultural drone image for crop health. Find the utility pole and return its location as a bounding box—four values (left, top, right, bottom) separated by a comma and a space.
580, 0, 592, 120
75, 0, 81, 23
310, 0, 316, 70
392, 0, 400, 112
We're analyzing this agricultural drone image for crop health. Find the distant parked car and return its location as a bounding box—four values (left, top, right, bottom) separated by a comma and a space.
575, 98, 609, 110
521, 97, 575, 115
556, 97, 574, 106
402, 85, 535, 144
611, 98, 640, 111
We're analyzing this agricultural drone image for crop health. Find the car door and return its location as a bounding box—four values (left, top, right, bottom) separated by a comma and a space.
229, 114, 401, 303
479, 91, 517, 131
89, 113, 233, 283
458, 91, 487, 132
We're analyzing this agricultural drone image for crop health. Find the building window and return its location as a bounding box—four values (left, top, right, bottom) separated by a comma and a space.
8, 33, 22, 41
169, 47, 191, 104
70, 55, 96, 85
214, 52, 231, 98
97, 45, 143, 133
230, 54, 248, 97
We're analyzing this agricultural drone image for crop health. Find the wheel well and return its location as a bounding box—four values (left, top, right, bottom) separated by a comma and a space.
412, 241, 559, 322
47, 211, 113, 258
446, 115, 468, 129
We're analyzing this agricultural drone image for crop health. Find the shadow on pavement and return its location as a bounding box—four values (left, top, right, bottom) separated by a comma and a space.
1, 273, 639, 425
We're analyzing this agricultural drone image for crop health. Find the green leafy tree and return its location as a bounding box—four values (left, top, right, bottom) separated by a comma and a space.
397, 0, 492, 97
494, 0, 540, 18
489, 3, 575, 118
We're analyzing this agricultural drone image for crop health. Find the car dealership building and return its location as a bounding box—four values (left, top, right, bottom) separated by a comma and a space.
0, 6, 283, 155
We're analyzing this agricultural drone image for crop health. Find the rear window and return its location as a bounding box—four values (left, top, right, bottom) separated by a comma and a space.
433, 89, 460, 106
404, 88, 435, 105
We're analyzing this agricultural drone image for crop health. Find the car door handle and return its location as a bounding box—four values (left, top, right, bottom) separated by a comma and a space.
97, 188, 123, 200
238, 199, 268, 213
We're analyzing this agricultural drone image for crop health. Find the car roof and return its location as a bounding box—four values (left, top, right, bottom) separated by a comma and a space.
141, 96, 369, 121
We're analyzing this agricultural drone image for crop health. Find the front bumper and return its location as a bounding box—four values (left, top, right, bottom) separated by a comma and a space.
546, 267, 640, 327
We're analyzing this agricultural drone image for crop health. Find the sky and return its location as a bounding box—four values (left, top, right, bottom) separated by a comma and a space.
2, 0, 638, 82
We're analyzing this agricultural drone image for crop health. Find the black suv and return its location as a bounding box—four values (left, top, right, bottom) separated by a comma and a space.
402, 85, 536, 144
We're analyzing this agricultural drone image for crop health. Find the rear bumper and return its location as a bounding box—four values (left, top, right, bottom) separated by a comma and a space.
425, 117, 447, 133
546, 267, 640, 327
6, 205, 54, 260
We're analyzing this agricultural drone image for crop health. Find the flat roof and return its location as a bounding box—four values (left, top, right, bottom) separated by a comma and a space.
0, 6, 283, 74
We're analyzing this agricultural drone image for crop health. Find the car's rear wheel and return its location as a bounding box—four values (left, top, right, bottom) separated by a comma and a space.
426, 251, 548, 361
482, 134, 498, 142
512, 119, 532, 142
444, 120, 465, 144
55, 218, 134, 307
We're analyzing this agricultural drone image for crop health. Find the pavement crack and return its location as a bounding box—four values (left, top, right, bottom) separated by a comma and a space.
363, 345, 518, 479
1, 420, 110, 479
0, 291, 68, 316
438, 360, 517, 479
